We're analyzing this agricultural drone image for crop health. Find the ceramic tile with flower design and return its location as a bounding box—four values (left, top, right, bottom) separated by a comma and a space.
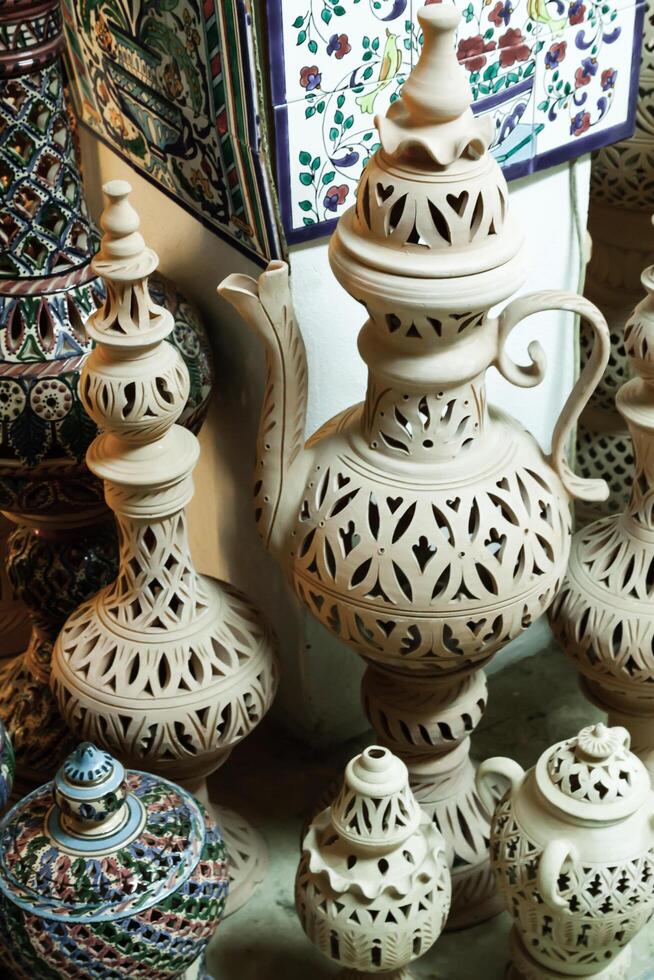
269, 0, 643, 243
61, 0, 281, 262
532, 0, 643, 161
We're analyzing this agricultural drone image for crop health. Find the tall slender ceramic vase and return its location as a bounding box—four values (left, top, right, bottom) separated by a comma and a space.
0, 0, 213, 792
551, 255, 654, 778
219, 3, 610, 928
576, 11, 654, 525
51, 181, 279, 916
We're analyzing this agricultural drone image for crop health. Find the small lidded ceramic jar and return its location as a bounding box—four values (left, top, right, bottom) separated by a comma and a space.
477, 724, 654, 979
0, 742, 229, 979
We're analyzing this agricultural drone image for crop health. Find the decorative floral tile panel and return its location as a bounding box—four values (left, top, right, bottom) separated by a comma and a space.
61, 0, 282, 263
268, 0, 644, 244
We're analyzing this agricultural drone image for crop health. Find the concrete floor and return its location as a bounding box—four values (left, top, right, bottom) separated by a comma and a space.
203, 640, 654, 980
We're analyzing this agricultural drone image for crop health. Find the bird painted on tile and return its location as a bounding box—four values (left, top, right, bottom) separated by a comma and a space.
527, 0, 566, 32
355, 30, 402, 115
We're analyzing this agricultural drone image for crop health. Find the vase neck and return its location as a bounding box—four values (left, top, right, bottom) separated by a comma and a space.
622, 384, 654, 532
102, 509, 210, 633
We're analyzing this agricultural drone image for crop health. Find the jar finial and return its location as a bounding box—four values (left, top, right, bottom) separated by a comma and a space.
50, 742, 138, 848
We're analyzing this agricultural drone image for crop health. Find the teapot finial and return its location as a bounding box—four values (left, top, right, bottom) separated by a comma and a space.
376, 2, 492, 165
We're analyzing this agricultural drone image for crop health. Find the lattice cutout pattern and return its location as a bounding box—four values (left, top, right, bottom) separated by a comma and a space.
292, 432, 568, 674
551, 515, 654, 695
0, 61, 96, 279
354, 155, 507, 253
53, 580, 277, 773
490, 797, 654, 970
362, 381, 486, 461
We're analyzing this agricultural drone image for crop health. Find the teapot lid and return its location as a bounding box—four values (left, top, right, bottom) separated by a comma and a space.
0, 742, 207, 922
537, 724, 650, 823
330, 2, 524, 287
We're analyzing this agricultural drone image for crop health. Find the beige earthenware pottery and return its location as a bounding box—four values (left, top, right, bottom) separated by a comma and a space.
296, 745, 450, 979
218, 3, 610, 927
50, 182, 279, 916
576, 10, 654, 526
551, 257, 654, 776
477, 723, 654, 979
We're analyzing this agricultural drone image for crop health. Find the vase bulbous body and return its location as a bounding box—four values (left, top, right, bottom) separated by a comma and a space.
478, 724, 654, 978
219, 4, 610, 927
0, 743, 228, 979
551, 265, 654, 772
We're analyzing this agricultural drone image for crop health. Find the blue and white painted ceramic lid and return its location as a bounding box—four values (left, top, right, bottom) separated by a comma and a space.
0, 742, 206, 923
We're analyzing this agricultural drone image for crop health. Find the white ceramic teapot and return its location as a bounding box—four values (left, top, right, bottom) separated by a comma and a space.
477, 723, 654, 978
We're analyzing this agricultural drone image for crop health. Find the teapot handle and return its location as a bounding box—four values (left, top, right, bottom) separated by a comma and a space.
538, 839, 578, 910
476, 757, 525, 819
495, 291, 611, 503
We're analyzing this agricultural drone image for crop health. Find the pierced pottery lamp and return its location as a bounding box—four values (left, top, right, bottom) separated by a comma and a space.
296, 745, 451, 978
551, 257, 654, 775
51, 181, 278, 915
219, 2, 610, 927
0, 741, 228, 979
478, 724, 654, 978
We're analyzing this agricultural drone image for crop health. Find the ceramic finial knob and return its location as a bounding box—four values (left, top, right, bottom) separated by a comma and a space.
99, 180, 148, 260
402, 3, 470, 124
296, 746, 451, 978
331, 746, 422, 852
93, 180, 159, 296
375, 2, 492, 165
53, 742, 129, 838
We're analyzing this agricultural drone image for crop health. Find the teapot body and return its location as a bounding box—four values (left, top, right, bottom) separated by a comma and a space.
480, 725, 654, 977
492, 773, 654, 975
291, 400, 571, 676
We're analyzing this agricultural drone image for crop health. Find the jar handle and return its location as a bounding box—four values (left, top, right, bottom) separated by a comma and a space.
538, 839, 578, 910
495, 291, 611, 503
476, 757, 525, 818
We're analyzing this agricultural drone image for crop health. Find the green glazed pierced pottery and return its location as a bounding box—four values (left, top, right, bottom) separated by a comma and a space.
0, 721, 13, 811
0, 742, 229, 979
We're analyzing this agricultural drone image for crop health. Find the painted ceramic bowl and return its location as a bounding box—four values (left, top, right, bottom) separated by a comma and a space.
0, 743, 229, 979
0, 722, 13, 811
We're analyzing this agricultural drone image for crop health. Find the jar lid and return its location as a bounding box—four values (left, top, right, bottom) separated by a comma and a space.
0, 742, 206, 922
536, 724, 650, 823
331, 745, 422, 852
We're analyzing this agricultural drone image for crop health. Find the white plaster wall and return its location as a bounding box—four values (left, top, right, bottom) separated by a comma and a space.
79, 129, 590, 744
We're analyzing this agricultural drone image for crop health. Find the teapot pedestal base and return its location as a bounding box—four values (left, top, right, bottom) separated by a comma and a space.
507, 927, 632, 979
362, 664, 502, 930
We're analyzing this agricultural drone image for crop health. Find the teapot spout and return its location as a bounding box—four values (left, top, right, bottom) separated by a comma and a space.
218, 261, 309, 562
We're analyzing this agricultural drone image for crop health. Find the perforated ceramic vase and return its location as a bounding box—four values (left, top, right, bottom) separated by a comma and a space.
296, 745, 451, 979
0, 742, 229, 979
477, 724, 654, 979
